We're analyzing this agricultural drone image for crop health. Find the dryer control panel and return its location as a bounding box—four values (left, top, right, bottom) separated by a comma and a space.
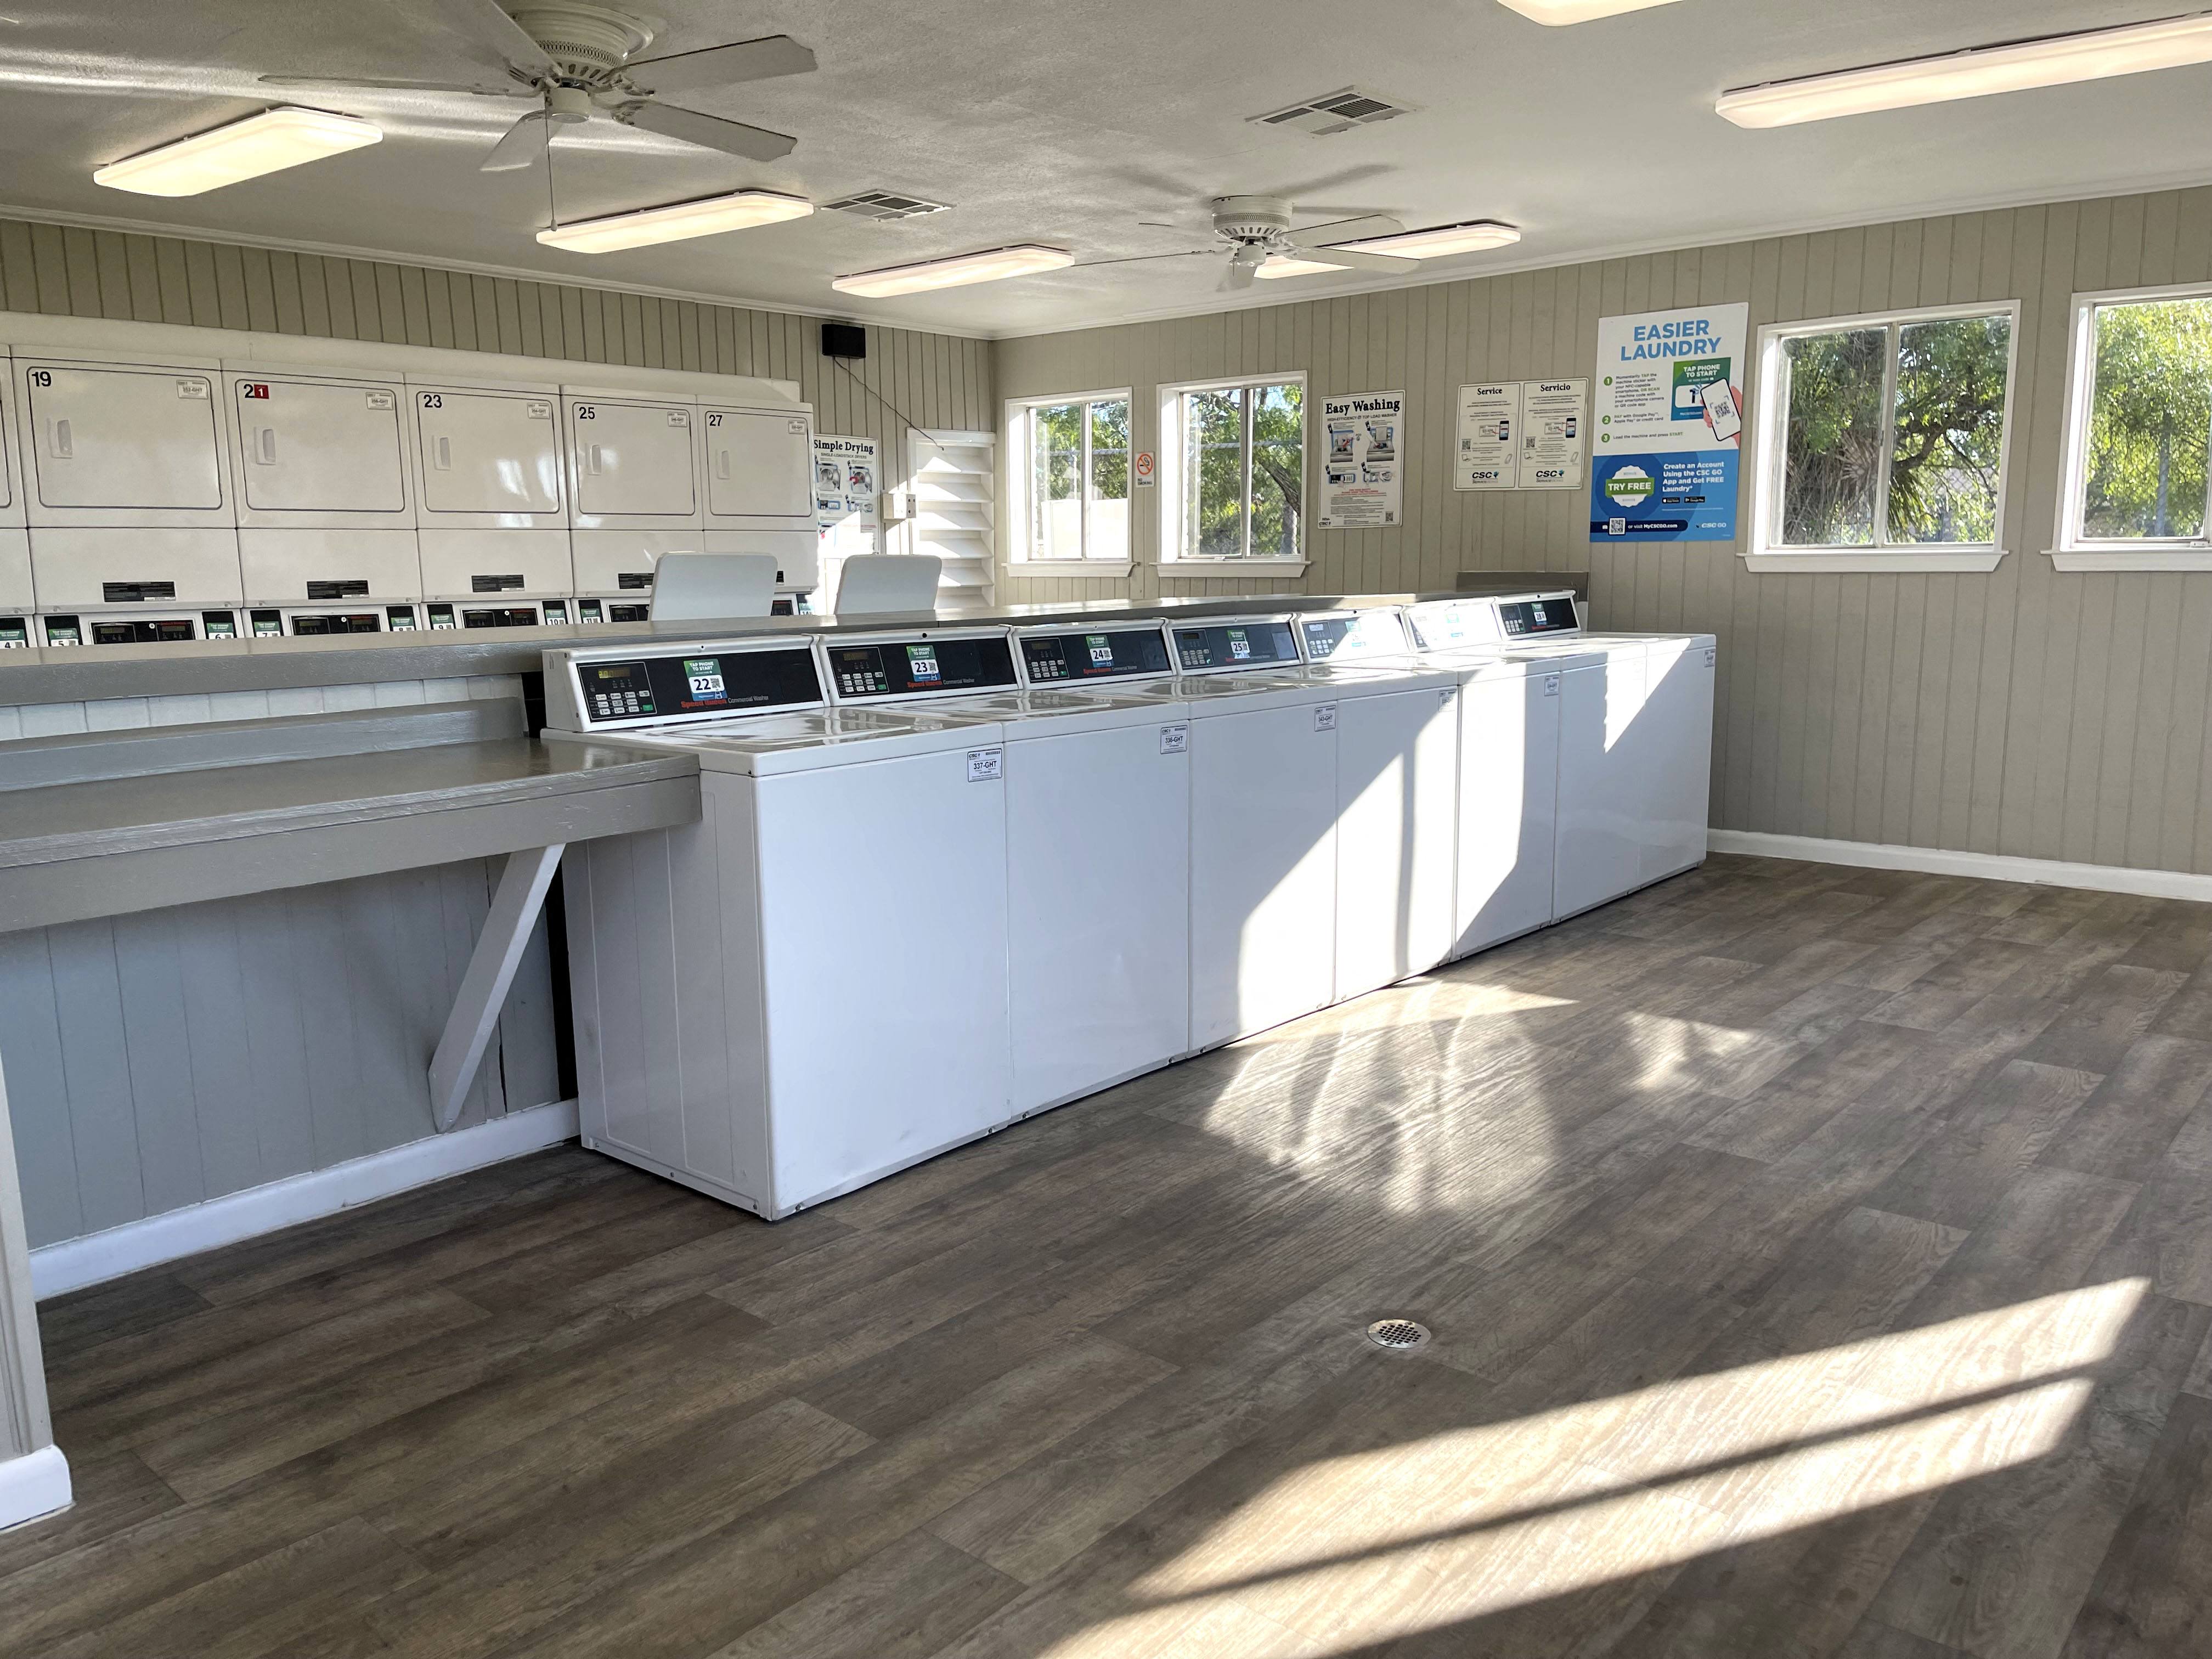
1171, 619, 1300, 672
826, 632, 1018, 702
547, 640, 825, 731
1017, 624, 1173, 685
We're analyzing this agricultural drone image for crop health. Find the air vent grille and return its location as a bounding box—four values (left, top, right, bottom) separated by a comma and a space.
822, 190, 952, 222
1250, 87, 1412, 137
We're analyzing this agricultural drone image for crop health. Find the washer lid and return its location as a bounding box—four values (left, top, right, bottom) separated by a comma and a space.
658, 705, 1007, 774
926, 687, 1192, 736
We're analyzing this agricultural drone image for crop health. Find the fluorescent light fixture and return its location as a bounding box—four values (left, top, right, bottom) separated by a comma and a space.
831, 244, 1074, 298
1328, 219, 1523, 258
1718, 14, 2212, 128
1497, 0, 1683, 22
537, 190, 813, 253
93, 106, 381, 196
1254, 254, 1353, 279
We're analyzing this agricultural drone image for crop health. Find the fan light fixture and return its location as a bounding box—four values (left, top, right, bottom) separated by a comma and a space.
538, 190, 814, 253
1254, 254, 1353, 280
1496, 0, 1683, 22
93, 107, 381, 196
1718, 14, 2212, 128
831, 245, 1074, 298
1329, 220, 1523, 258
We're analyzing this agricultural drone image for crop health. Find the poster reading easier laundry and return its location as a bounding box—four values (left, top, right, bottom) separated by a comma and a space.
812, 433, 881, 558
1319, 390, 1404, 529
1589, 303, 1746, 543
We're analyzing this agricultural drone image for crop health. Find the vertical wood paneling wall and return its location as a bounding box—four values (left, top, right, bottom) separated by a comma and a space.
0, 216, 991, 1254
997, 187, 2212, 877
0, 216, 993, 506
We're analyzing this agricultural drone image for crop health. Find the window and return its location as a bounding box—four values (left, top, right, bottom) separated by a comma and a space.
1008, 391, 1129, 565
1750, 303, 2017, 572
2055, 287, 2212, 568
1160, 376, 1306, 566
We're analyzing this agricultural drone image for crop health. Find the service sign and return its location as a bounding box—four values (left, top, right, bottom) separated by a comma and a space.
1590, 304, 1746, 543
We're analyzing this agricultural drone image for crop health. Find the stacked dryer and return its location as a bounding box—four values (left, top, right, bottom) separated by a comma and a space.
13, 343, 246, 645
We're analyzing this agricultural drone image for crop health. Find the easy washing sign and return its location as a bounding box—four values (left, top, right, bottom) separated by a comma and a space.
1590, 302, 1747, 544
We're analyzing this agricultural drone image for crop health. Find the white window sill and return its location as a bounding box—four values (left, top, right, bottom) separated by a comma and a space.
1008, 559, 1135, 578
1741, 548, 2005, 574
1157, 558, 1311, 578
2049, 547, 2212, 572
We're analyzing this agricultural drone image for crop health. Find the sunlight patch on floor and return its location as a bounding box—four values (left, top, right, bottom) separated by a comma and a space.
1043, 1279, 2146, 1658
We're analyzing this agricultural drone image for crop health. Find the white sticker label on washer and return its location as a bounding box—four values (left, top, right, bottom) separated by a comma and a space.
966, 747, 1003, 782
1159, 723, 1188, 754
526, 400, 551, 419
1315, 703, 1338, 732
1543, 674, 1561, 697
176, 377, 208, 399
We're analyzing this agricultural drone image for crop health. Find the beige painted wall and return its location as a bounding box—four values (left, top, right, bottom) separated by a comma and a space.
0, 216, 992, 512
998, 188, 2212, 877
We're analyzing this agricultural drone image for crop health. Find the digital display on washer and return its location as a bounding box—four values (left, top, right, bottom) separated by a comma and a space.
578, 648, 821, 724
1172, 621, 1299, 671
1301, 611, 1408, 661
1497, 597, 1579, 637
829, 635, 1018, 698
1020, 628, 1172, 682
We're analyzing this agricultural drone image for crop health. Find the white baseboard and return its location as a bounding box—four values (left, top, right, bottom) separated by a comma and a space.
0, 1446, 70, 1533
1709, 830, 2212, 904
29, 1099, 580, 1301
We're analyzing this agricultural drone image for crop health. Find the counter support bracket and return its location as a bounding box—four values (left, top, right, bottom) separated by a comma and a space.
430, 843, 566, 1133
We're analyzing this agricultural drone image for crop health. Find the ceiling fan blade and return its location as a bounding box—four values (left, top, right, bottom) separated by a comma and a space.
1073, 249, 1211, 269
259, 73, 529, 95
624, 35, 816, 97
464, 0, 556, 74
1301, 246, 1419, 275
616, 100, 797, 162
1287, 215, 1404, 249
480, 109, 550, 172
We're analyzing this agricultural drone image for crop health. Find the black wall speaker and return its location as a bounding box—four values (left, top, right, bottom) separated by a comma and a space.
822, 323, 867, 359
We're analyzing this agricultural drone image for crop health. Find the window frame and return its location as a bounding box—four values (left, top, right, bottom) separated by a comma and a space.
1005, 387, 1135, 574
2053, 280, 2212, 571
1746, 299, 2020, 574
1156, 372, 1311, 575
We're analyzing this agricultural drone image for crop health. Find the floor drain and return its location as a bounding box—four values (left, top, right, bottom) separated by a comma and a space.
1366, 1318, 1431, 1351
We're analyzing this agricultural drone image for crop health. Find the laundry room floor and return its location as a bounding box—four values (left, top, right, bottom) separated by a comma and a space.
7, 853, 2212, 1658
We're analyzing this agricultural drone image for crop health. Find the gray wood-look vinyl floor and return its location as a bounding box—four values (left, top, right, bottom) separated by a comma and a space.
9, 852, 2212, 1658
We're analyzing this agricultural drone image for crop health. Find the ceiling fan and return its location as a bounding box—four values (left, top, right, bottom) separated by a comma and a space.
261, 0, 817, 172
1204, 196, 1418, 290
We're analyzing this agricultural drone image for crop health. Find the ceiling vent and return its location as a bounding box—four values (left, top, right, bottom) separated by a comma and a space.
1249, 87, 1413, 137
821, 190, 952, 222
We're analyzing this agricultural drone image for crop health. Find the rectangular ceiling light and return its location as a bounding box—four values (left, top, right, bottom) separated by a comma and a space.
1718, 14, 2212, 128
538, 190, 813, 253
831, 245, 1073, 298
1328, 220, 1523, 258
1497, 0, 1683, 22
1254, 255, 1353, 280
93, 107, 381, 196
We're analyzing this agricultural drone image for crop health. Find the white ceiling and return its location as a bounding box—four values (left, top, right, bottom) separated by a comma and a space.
0, 0, 2205, 338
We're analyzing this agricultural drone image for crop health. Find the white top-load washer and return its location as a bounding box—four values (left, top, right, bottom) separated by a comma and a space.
1406, 592, 1717, 921
543, 632, 1015, 1218
882, 618, 1198, 1114
1385, 595, 1597, 957
1053, 610, 1457, 1035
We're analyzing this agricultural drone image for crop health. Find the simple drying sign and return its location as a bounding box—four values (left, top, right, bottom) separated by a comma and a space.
1590, 303, 1746, 544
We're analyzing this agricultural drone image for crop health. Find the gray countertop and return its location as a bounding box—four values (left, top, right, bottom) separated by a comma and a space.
0, 591, 1447, 705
